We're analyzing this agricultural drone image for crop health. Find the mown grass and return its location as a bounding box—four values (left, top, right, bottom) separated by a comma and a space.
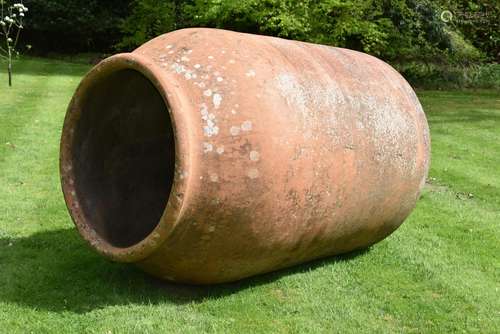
0, 58, 499, 333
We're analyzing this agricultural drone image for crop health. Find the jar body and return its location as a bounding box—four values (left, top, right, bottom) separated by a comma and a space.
60, 28, 430, 284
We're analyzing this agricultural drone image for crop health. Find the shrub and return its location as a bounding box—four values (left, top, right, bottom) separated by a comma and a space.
22, 0, 132, 53
396, 62, 500, 89
183, 0, 454, 62
116, 0, 178, 51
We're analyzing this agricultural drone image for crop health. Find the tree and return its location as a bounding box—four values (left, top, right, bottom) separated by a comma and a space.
116, 0, 177, 51
0, 0, 27, 86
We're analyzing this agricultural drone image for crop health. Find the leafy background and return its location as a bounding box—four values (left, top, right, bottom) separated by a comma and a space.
19, 0, 500, 89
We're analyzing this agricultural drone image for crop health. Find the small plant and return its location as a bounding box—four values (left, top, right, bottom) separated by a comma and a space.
0, 0, 28, 86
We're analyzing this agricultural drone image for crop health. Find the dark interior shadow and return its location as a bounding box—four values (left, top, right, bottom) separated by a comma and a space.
0, 228, 369, 313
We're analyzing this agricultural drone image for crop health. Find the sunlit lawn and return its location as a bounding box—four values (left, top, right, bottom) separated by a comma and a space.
0, 58, 499, 333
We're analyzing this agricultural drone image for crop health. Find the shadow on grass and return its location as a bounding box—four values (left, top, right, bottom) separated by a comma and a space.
0, 228, 369, 313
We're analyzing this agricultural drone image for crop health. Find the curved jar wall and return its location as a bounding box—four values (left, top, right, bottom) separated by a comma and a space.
60, 28, 430, 284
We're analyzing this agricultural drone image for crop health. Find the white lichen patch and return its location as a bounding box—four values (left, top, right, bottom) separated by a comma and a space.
355, 120, 365, 129
200, 103, 219, 137
208, 55, 214, 60
166, 44, 173, 49
247, 168, 259, 179
217, 77, 224, 82
213, 93, 222, 109
275, 72, 346, 128
169, 58, 199, 83
204, 122, 219, 137
246, 69, 256, 77
349, 93, 418, 175
207, 119, 215, 127
216, 146, 225, 154
209, 173, 219, 182
171, 62, 186, 74
241, 120, 252, 131
230, 126, 241, 136
203, 142, 213, 153
365, 96, 412, 140
203, 89, 213, 97
276, 73, 306, 112
181, 56, 190, 62
200, 103, 209, 117
194, 64, 201, 69
249, 150, 260, 161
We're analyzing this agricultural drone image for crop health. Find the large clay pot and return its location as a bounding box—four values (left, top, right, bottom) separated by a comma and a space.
60, 28, 430, 284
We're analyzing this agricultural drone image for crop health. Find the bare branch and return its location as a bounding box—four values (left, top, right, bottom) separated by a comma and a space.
13, 20, 19, 48
0, 0, 28, 86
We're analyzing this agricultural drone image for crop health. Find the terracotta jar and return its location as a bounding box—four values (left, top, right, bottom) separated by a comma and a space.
60, 28, 430, 284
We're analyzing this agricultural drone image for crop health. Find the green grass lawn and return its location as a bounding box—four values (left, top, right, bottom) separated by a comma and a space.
0, 58, 499, 333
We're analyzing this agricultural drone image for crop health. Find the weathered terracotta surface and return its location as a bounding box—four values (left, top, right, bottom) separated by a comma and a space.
60, 28, 430, 284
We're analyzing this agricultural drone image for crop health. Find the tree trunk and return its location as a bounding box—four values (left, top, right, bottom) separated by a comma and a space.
7, 46, 12, 87
8, 61, 12, 87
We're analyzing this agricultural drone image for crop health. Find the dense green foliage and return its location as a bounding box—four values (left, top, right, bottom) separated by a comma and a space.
438, 0, 499, 62
124, 0, 498, 64
116, 0, 178, 51
22, 0, 132, 53
396, 63, 500, 89
20, 0, 499, 66
1, 57, 499, 332
6, 1, 499, 88
183, 0, 452, 61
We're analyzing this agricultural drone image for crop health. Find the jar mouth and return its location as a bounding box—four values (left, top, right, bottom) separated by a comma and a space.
60, 53, 189, 262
